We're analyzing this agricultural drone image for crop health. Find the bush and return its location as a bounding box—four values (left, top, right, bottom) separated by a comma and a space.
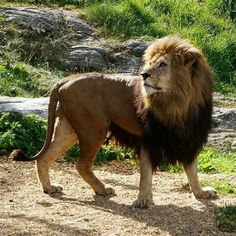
0, 112, 46, 156
198, 148, 236, 174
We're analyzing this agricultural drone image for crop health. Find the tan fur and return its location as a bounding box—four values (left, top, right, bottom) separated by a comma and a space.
14, 36, 215, 208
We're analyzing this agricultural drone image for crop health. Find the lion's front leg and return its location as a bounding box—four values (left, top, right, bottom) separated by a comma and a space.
183, 159, 217, 199
132, 147, 154, 208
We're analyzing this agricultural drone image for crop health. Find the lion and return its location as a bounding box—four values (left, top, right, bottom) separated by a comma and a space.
10, 36, 216, 208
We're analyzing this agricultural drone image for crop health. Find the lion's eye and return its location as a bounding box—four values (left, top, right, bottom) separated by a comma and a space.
159, 62, 167, 68
149, 62, 152, 66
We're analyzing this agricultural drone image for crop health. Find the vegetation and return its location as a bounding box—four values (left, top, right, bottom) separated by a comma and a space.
201, 179, 235, 196
0, 112, 46, 156
0, 63, 61, 97
65, 143, 135, 165
198, 148, 236, 174
215, 205, 236, 232
166, 148, 236, 174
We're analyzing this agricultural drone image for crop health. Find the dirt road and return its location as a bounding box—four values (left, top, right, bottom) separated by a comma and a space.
0, 158, 235, 236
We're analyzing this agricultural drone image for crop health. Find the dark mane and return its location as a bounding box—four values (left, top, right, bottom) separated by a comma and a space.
140, 101, 212, 171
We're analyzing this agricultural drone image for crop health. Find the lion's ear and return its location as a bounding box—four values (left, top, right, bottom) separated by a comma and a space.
184, 48, 201, 67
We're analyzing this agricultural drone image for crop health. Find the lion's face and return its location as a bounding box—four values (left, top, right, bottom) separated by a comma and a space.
141, 53, 172, 95
141, 36, 212, 124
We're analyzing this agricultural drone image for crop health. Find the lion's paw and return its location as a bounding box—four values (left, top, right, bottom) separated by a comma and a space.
105, 187, 116, 196
132, 198, 154, 209
43, 184, 63, 194
96, 187, 116, 197
194, 187, 217, 199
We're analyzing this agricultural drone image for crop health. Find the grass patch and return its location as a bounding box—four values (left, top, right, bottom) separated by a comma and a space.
198, 148, 236, 174
165, 148, 236, 174
0, 63, 61, 97
215, 205, 236, 232
201, 179, 236, 196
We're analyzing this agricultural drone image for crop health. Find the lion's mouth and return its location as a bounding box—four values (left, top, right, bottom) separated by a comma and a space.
144, 82, 162, 91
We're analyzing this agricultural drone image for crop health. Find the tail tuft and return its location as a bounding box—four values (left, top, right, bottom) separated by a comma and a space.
9, 149, 28, 161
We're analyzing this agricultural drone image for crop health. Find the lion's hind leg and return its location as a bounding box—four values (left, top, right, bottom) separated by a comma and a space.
75, 127, 115, 197
183, 159, 217, 199
37, 115, 77, 194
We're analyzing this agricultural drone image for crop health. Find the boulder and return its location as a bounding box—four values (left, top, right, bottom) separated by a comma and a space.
122, 39, 150, 57
64, 45, 108, 71
0, 96, 49, 119
212, 107, 236, 130
0, 6, 95, 39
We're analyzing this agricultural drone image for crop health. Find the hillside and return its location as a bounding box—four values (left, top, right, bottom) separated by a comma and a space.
0, 0, 235, 96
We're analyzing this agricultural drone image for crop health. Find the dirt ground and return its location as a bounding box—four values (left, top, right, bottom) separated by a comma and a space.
0, 158, 235, 236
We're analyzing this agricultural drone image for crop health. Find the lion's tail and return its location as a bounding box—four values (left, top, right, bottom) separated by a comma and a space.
10, 82, 63, 162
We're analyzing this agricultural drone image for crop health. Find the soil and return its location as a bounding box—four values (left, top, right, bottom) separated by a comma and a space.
0, 158, 235, 236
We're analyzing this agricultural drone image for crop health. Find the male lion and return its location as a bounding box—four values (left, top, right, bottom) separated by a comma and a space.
11, 36, 216, 208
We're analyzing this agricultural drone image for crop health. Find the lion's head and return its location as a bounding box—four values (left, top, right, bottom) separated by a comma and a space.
140, 36, 213, 126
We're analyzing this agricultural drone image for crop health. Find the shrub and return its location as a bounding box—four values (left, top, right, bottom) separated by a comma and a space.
0, 112, 46, 156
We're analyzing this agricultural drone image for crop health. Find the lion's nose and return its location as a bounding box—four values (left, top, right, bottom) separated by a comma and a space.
141, 73, 151, 80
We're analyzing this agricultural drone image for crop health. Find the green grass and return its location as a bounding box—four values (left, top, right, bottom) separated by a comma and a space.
166, 148, 236, 174
215, 205, 236, 232
0, 63, 62, 97
198, 148, 236, 174
65, 142, 135, 165
201, 179, 236, 196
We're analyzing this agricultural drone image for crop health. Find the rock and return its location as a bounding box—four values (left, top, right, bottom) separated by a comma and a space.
63, 45, 143, 73
122, 39, 149, 57
65, 14, 95, 39
64, 45, 108, 71
212, 107, 236, 130
0, 6, 95, 39
0, 6, 144, 73
213, 92, 236, 108
208, 107, 236, 151
109, 52, 141, 73
0, 96, 49, 119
